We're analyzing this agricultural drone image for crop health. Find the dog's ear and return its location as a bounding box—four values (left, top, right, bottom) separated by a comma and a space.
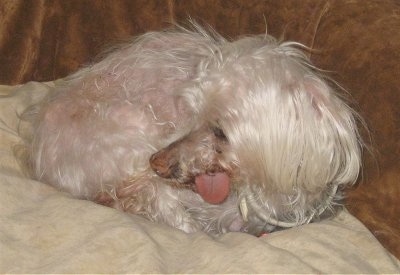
299, 77, 363, 188
301, 78, 331, 117
224, 74, 362, 196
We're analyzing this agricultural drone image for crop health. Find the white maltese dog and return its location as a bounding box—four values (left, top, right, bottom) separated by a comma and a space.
27, 23, 362, 235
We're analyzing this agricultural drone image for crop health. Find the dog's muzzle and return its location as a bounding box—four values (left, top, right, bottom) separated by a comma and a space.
150, 149, 231, 205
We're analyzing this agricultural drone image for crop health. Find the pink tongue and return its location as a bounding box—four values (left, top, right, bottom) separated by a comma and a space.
195, 172, 230, 204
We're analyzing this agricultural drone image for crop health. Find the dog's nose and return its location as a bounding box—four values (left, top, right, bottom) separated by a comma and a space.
149, 151, 179, 178
150, 152, 169, 177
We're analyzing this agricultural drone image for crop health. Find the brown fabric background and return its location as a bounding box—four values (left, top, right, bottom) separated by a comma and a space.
0, 0, 399, 259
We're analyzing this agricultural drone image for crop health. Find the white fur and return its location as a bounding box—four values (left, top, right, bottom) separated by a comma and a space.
26, 24, 362, 235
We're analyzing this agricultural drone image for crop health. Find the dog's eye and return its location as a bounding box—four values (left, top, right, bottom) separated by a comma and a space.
212, 126, 227, 140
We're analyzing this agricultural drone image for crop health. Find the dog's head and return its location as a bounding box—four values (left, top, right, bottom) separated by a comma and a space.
150, 34, 362, 230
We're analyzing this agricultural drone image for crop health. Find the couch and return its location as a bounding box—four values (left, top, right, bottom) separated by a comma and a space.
0, 0, 399, 273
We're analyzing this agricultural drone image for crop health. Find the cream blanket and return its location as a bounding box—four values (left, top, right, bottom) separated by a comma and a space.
1, 82, 399, 273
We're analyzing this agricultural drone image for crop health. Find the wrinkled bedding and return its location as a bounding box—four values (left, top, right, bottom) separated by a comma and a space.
0, 82, 399, 273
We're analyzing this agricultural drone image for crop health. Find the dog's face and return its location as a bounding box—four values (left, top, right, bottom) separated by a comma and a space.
150, 36, 362, 227
150, 124, 237, 204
